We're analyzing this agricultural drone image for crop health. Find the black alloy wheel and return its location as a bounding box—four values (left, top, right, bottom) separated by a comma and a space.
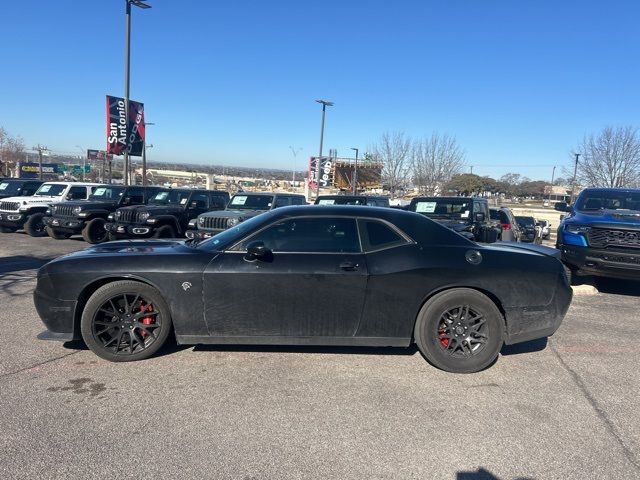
24, 213, 47, 237
81, 281, 172, 362
154, 225, 176, 239
46, 226, 72, 239
82, 218, 107, 244
414, 288, 504, 373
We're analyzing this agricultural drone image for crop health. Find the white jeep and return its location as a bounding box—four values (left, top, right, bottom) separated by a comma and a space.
0, 181, 101, 237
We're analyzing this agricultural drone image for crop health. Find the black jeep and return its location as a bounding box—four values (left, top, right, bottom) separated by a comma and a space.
43, 185, 163, 243
106, 189, 229, 239
0, 179, 43, 200
407, 196, 501, 243
186, 192, 307, 240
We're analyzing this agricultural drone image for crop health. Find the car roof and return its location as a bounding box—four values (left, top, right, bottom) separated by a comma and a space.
412, 196, 481, 201
232, 191, 303, 197
581, 187, 640, 194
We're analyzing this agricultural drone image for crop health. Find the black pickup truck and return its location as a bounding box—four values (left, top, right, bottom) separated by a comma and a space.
407, 196, 501, 243
106, 189, 229, 239
43, 185, 163, 243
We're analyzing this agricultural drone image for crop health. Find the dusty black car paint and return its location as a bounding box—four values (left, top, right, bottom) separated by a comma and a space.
35, 206, 571, 351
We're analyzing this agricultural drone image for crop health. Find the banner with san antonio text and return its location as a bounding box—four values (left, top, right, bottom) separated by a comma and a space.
106, 95, 145, 157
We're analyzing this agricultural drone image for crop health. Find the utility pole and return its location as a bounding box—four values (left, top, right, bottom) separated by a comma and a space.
470, 165, 474, 174
350, 147, 359, 194
570, 153, 580, 205
289, 146, 302, 189
142, 122, 154, 186
315, 99, 333, 198
32, 145, 47, 180
551, 165, 556, 185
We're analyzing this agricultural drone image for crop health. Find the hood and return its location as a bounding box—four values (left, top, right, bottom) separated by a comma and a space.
117, 204, 183, 215
56, 199, 118, 210
570, 209, 640, 227
484, 241, 561, 259
0, 195, 62, 205
49, 239, 193, 263
200, 209, 264, 219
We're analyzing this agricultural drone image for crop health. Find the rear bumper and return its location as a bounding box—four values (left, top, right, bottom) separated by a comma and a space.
504, 274, 572, 345
43, 216, 85, 233
560, 244, 640, 280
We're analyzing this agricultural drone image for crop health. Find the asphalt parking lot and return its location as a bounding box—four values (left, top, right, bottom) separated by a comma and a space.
1, 233, 639, 480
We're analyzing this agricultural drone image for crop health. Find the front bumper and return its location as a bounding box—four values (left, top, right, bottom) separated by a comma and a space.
43, 216, 86, 233
105, 222, 155, 238
33, 279, 79, 342
185, 229, 222, 240
560, 244, 640, 280
0, 212, 26, 228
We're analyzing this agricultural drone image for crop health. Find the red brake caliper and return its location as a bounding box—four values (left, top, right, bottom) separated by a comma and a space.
438, 326, 449, 348
139, 301, 155, 338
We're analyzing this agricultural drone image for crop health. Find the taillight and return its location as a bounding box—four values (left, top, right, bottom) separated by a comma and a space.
501, 223, 511, 230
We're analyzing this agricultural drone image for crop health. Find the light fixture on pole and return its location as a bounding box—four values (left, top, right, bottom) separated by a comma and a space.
315, 99, 333, 197
289, 146, 302, 186
350, 147, 359, 194
123, 0, 152, 186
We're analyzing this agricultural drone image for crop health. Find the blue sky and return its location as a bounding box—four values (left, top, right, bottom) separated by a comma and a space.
1, 0, 638, 180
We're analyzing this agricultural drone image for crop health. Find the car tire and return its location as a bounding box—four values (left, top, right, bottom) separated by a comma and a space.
80, 280, 173, 362
154, 225, 176, 239
414, 288, 505, 373
0, 226, 17, 233
82, 218, 108, 244
24, 213, 47, 237
46, 227, 71, 239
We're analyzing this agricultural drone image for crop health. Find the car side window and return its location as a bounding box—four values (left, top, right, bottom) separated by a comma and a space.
358, 219, 408, 252
210, 194, 227, 209
127, 187, 144, 204
190, 192, 209, 209
274, 196, 291, 208
237, 217, 360, 253
68, 186, 87, 200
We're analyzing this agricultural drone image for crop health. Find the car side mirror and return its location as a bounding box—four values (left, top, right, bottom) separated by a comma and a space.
474, 212, 485, 223
244, 241, 272, 262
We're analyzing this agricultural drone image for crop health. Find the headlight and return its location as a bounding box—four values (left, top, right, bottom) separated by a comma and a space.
107, 214, 114, 221
227, 217, 240, 227
115, 210, 122, 219
198, 216, 205, 226
45, 209, 51, 215
73, 206, 82, 215
565, 224, 589, 233
138, 212, 150, 221
189, 219, 197, 228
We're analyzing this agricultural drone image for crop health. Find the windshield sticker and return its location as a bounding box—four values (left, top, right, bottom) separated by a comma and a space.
0, 183, 7, 190
39, 185, 52, 193
460, 210, 470, 218
180, 198, 188, 205
318, 199, 336, 205
155, 192, 168, 200
415, 202, 436, 213
93, 188, 106, 196
231, 196, 248, 205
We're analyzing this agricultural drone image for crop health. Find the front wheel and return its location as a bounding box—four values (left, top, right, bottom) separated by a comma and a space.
80, 280, 173, 362
46, 227, 71, 240
24, 213, 47, 237
82, 218, 107, 244
414, 288, 505, 373
154, 225, 176, 238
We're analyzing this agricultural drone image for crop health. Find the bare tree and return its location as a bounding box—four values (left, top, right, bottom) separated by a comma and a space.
371, 131, 412, 198
0, 126, 26, 177
574, 126, 640, 188
411, 133, 466, 194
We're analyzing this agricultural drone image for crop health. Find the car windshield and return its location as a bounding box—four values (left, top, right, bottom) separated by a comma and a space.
316, 197, 367, 205
150, 190, 191, 205
34, 184, 66, 196
0, 181, 25, 196
575, 191, 640, 212
196, 211, 273, 250
516, 216, 535, 226
410, 199, 471, 219
89, 186, 125, 200
228, 194, 274, 210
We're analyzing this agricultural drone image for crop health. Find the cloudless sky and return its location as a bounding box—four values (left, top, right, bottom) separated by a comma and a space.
1, 0, 639, 179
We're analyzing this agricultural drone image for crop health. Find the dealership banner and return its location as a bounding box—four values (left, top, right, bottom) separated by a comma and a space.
87, 149, 114, 161
19, 163, 60, 179
308, 156, 334, 189
106, 95, 145, 157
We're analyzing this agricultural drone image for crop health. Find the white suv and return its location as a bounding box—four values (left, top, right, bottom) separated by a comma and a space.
0, 181, 101, 236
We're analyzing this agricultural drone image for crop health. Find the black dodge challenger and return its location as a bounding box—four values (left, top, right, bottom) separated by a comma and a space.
34, 205, 572, 373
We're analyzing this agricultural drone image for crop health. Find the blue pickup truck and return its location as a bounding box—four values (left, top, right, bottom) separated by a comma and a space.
556, 188, 640, 281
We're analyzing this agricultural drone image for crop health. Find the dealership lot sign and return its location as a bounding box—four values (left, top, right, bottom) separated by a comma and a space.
106, 95, 145, 157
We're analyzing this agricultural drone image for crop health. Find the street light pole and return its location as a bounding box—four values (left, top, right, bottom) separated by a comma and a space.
551, 165, 556, 185
289, 146, 302, 188
350, 147, 359, 194
570, 153, 580, 205
122, 0, 151, 186
315, 99, 333, 198
142, 122, 154, 186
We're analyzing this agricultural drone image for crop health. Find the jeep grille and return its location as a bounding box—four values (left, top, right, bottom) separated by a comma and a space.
117, 210, 140, 223
53, 205, 75, 217
0, 201, 20, 212
201, 217, 228, 231
588, 228, 640, 249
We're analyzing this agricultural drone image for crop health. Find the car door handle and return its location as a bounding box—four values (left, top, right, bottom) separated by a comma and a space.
339, 261, 359, 271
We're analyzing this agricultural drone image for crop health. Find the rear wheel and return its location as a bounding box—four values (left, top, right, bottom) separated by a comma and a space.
80, 281, 173, 362
24, 213, 47, 237
46, 227, 72, 239
154, 224, 176, 238
82, 218, 107, 244
414, 288, 504, 373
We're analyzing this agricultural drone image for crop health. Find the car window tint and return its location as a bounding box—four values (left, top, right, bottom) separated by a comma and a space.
239, 217, 360, 253
274, 197, 291, 208
210, 194, 227, 209
127, 187, 144, 203
68, 187, 87, 199
359, 219, 407, 251
190, 192, 209, 209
